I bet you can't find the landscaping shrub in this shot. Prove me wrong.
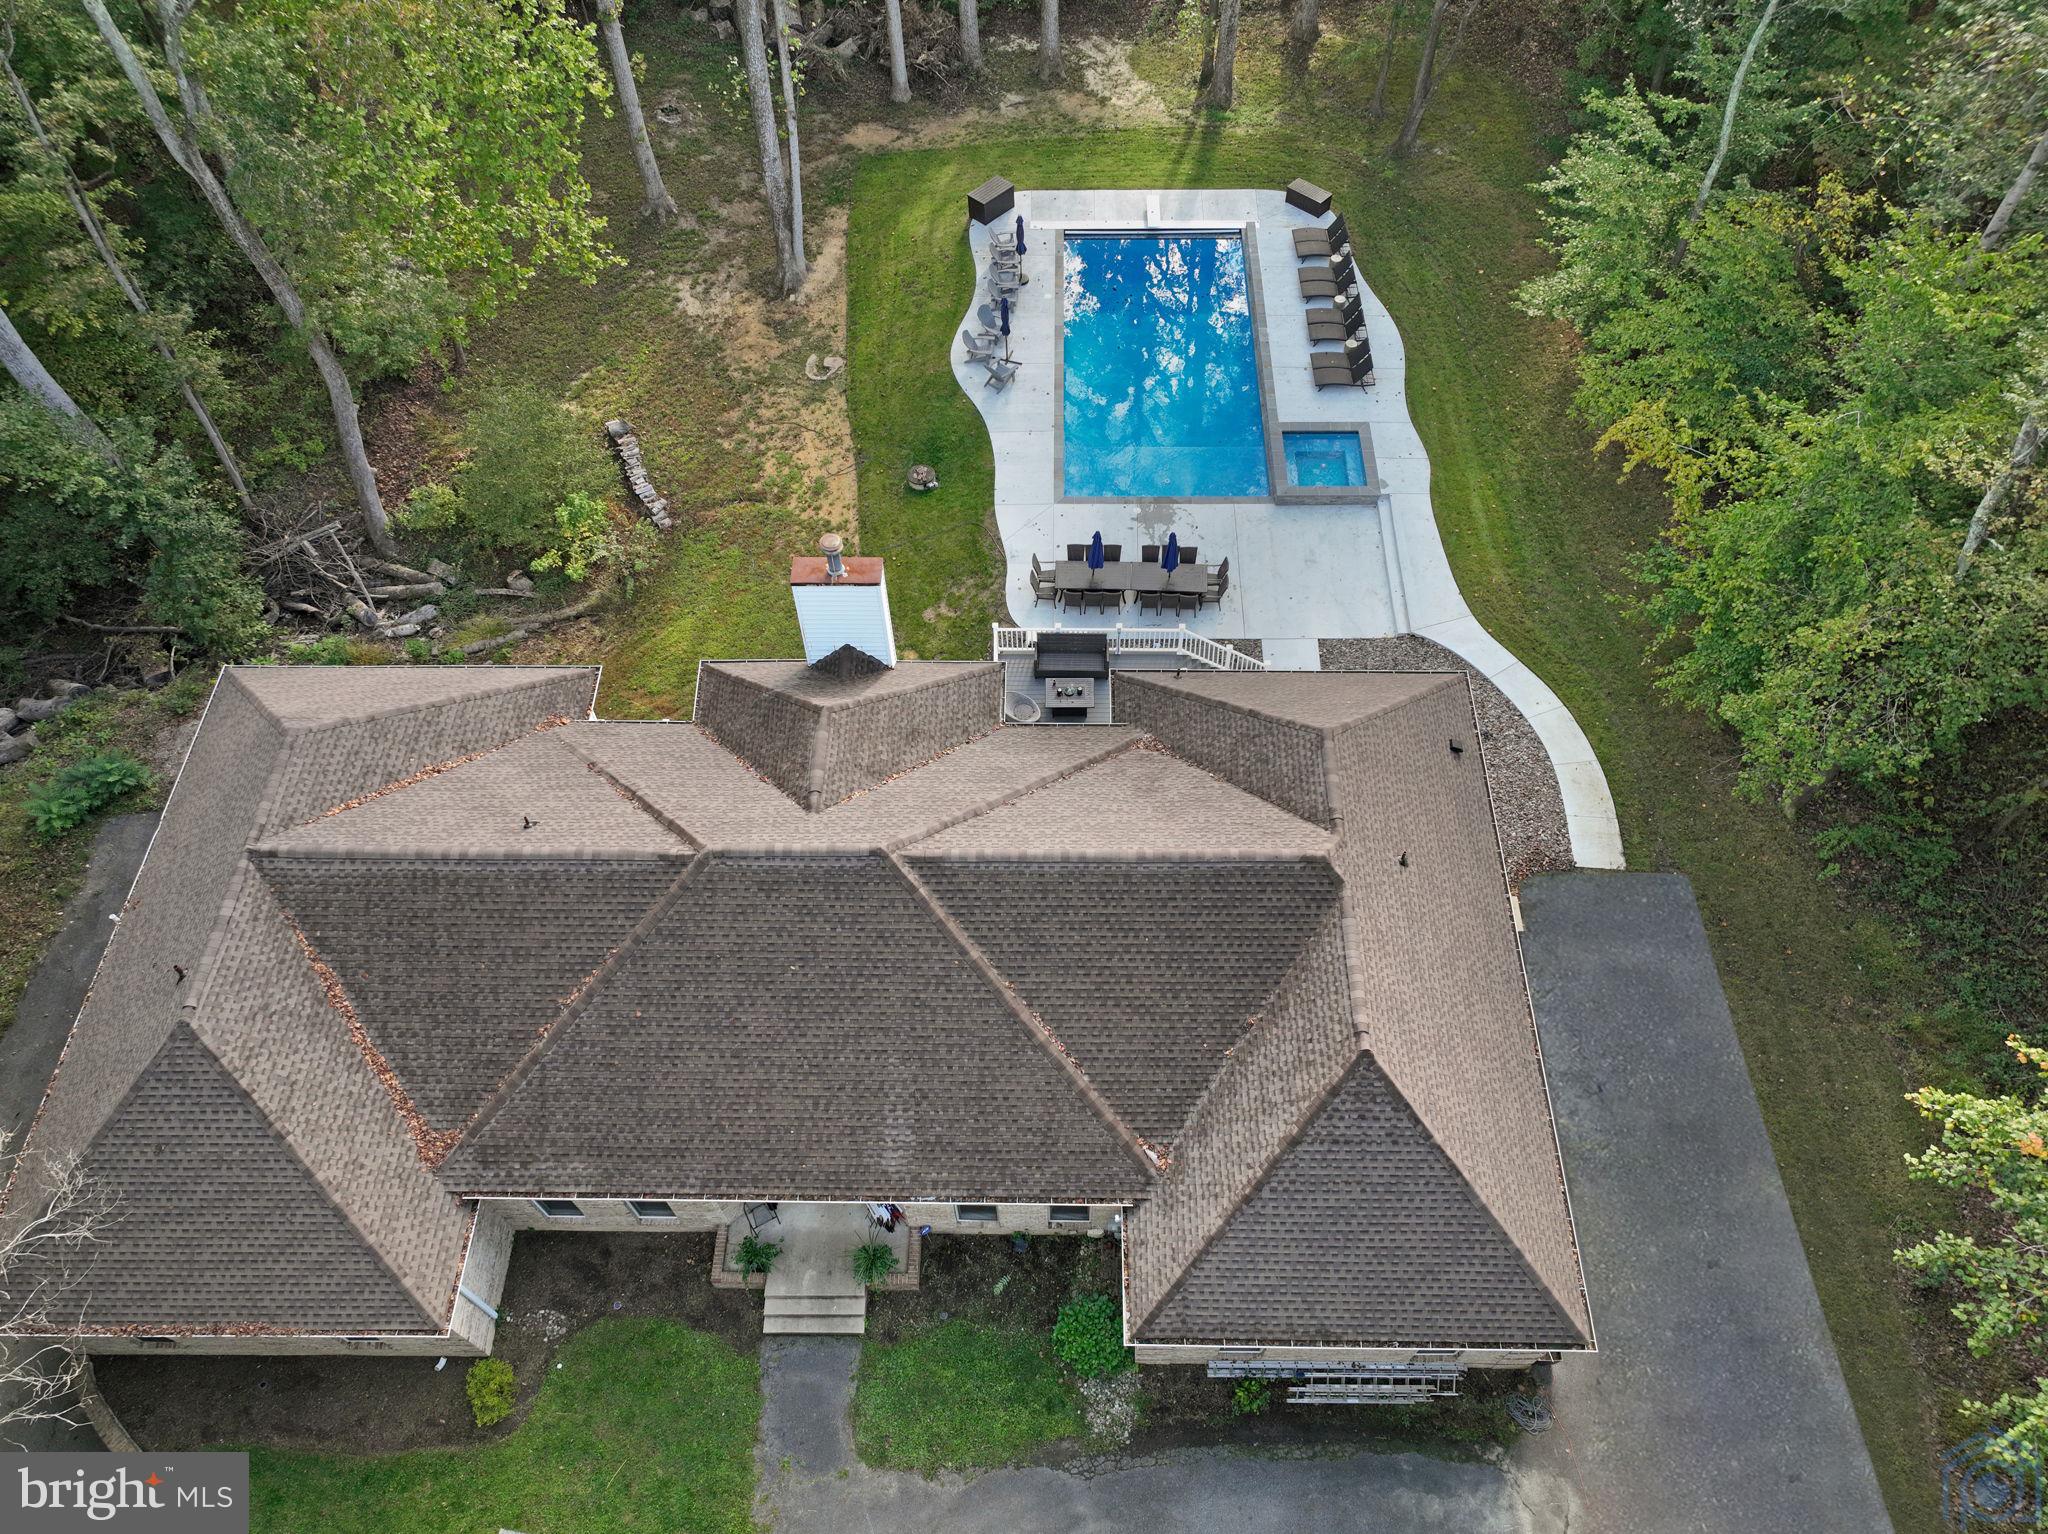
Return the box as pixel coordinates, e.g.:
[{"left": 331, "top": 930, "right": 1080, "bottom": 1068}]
[
  {"left": 851, "top": 1240, "right": 899, "bottom": 1288},
  {"left": 736, "top": 1235, "right": 780, "bottom": 1275},
  {"left": 398, "top": 386, "right": 616, "bottom": 558},
  {"left": 464, "top": 1357, "right": 516, "bottom": 1428},
  {"left": 1051, "top": 1295, "right": 1131, "bottom": 1379},
  {"left": 1230, "top": 1378, "right": 1272, "bottom": 1417},
  {"left": 25, "top": 752, "right": 153, "bottom": 838}
]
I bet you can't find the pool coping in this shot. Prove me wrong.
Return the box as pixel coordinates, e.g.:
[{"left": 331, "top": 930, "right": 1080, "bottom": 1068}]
[{"left": 1051, "top": 225, "right": 1377, "bottom": 507}]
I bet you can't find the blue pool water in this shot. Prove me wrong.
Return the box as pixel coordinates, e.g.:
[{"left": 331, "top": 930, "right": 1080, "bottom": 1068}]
[
  {"left": 1061, "top": 234, "right": 1270, "bottom": 498},
  {"left": 1283, "top": 430, "right": 1367, "bottom": 488}
]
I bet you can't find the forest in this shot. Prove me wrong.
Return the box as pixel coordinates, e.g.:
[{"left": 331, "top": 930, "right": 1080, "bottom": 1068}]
[{"left": 0, "top": 0, "right": 2042, "bottom": 1518}]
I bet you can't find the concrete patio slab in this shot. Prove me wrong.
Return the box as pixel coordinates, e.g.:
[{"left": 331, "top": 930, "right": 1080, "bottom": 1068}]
[
  {"left": 1514, "top": 872, "right": 1894, "bottom": 1534},
  {"left": 955, "top": 188, "right": 1624, "bottom": 869}
]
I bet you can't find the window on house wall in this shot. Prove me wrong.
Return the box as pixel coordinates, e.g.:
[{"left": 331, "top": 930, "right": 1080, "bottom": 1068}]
[
  {"left": 532, "top": 1198, "right": 584, "bottom": 1219},
  {"left": 1049, "top": 1205, "right": 1089, "bottom": 1224},
  {"left": 629, "top": 1200, "right": 677, "bottom": 1220},
  {"left": 956, "top": 1204, "right": 998, "bottom": 1223}
]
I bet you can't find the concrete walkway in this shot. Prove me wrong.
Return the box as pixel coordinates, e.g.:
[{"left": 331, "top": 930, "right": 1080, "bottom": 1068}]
[
  {"left": 755, "top": 1336, "right": 1576, "bottom": 1533},
  {"left": 1514, "top": 872, "right": 1895, "bottom": 1534},
  {"left": 954, "top": 188, "right": 1623, "bottom": 869},
  {"left": 0, "top": 811, "right": 158, "bottom": 1454}
]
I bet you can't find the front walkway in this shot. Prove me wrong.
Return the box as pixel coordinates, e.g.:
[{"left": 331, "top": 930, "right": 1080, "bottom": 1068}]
[
  {"left": 954, "top": 188, "right": 1622, "bottom": 869},
  {"left": 1513, "top": 873, "right": 1895, "bottom": 1533},
  {"left": 755, "top": 1335, "right": 1575, "bottom": 1534}
]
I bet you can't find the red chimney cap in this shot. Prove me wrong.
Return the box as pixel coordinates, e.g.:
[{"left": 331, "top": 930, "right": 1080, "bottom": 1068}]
[{"left": 790, "top": 555, "right": 884, "bottom": 586}]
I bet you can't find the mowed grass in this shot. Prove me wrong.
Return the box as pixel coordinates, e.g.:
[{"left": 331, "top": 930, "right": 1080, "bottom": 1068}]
[
  {"left": 852, "top": 1319, "right": 1084, "bottom": 1476},
  {"left": 846, "top": 46, "right": 1946, "bottom": 1534},
  {"left": 247, "top": 1321, "right": 759, "bottom": 1534}
]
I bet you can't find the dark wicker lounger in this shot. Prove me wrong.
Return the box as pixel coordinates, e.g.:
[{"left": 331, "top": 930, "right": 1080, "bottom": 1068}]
[
  {"left": 1293, "top": 214, "right": 1351, "bottom": 258},
  {"left": 1299, "top": 269, "right": 1340, "bottom": 301},
  {"left": 1305, "top": 312, "right": 1353, "bottom": 345}
]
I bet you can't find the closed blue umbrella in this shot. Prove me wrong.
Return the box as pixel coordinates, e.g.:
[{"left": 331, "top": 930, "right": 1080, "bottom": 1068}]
[
  {"left": 1088, "top": 531, "right": 1105, "bottom": 570},
  {"left": 1162, "top": 532, "right": 1180, "bottom": 573},
  {"left": 1015, "top": 215, "right": 1027, "bottom": 257},
  {"left": 1000, "top": 295, "right": 1011, "bottom": 361}
]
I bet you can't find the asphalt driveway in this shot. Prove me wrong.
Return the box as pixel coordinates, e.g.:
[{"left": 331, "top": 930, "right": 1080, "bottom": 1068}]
[
  {"left": 1, "top": 812, "right": 157, "bottom": 1454},
  {"left": 1513, "top": 872, "right": 1894, "bottom": 1534},
  {"left": 756, "top": 1336, "right": 1576, "bottom": 1534}
]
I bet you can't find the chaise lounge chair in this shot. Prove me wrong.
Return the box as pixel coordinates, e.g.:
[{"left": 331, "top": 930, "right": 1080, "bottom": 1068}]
[
  {"left": 1298, "top": 265, "right": 1340, "bottom": 302},
  {"left": 1305, "top": 311, "right": 1354, "bottom": 346},
  {"left": 1292, "top": 213, "right": 1351, "bottom": 259}
]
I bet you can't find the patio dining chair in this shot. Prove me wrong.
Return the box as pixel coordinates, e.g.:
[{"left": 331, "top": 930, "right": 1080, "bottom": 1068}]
[
  {"left": 1178, "top": 546, "right": 1198, "bottom": 563},
  {"left": 1059, "top": 588, "right": 1086, "bottom": 613},
  {"left": 1142, "top": 544, "right": 1161, "bottom": 563},
  {"left": 1085, "top": 589, "right": 1118, "bottom": 614},
  {"left": 1138, "top": 590, "right": 1164, "bottom": 616},
  {"left": 1101, "top": 544, "right": 1122, "bottom": 561},
  {"left": 1067, "top": 543, "right": 1090, "bottom": 562}
]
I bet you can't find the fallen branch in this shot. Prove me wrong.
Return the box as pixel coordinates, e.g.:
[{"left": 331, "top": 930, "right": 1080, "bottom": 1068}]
[
  {"left": 446, "top": 590, "right": 606, "bottom": 657},
  {"left": 363, "top": 557, "right": 439, "bottom": 585},
  {"left": 61, "top": 613, "right": 183, "bottom": 635},
  {"left": 252, "top": 519, "right": 342, "bottom": 565},
  {"left": 363, "top": 582, "right": 444, "bottom": 600}
]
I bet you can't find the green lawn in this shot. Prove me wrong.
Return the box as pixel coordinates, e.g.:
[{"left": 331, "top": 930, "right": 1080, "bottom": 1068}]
[
  {"left": 843, "top": 49, "right": 1948, "bottom": 1534},
  {"left": 248, "top": 1321, "right": 759, "bottom": 1534},
  {"left": 852, "top": 1320, "right": 1084, "bottom": 1476}
]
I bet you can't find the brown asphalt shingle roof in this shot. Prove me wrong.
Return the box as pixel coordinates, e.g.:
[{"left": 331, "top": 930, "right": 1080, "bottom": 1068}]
[
  {"left": 8, "top": 656, "right": 1588, "bottom": 1352},
  {"left": 441, "top": 852, "right": 1151, "bottom": 1200}
]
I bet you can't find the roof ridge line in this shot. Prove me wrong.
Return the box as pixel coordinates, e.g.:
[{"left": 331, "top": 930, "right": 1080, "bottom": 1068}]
[
  {"left": 883, "top": 732, "right": 1144, "bottom": 854},
  {"left": 235, "top": 665, "right": 597, "bottom": 734},
  {"left": 447, "top": 850, "right": 715, "bottom": 1157},
  {"left": 1130, "top": 1031, "right": 1361, "bottom": 1339},
  {"left": 539, "top": 727, "right": 699, "bottom": 850},
  {"left": 1365, "top": 1056, "right": 1589, "bottom": 1344},
  {"left": 887, "top": 852, "right": 1159, "bottom": 1181},
  {"left": 170, "top": 1019, "right": 440, "bottom": 1330},
  {"left": 282, "top": 714, "right": 575, "bottom": 831}
]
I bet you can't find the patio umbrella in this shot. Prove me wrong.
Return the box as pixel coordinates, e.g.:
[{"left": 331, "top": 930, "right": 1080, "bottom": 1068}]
[
  {"left": 1015, "top": 215, "right": 1027, "bottom": 256},
  {"left": 1087, "top": 531, "right": 1105, "bottom": 570},
  {"left": 1162, "top": 532, "right": 1180, "bottom": 573},
  {"left": 1000, "top": 295, "right": 1011, "bottom": 362}
]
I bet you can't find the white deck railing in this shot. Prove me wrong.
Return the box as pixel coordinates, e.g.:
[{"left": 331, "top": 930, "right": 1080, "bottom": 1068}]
[{"left": 991, "top": 624, "right": 1266, "bottom": 672}]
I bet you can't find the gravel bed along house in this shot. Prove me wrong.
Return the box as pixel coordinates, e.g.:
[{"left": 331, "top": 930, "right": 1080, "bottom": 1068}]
[{"left": 1319, "top": 637, "right": 1573, "bottom": 886}]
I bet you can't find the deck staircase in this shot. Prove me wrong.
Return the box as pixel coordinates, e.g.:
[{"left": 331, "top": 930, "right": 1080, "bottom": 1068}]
[{"left": 761, "top": 1204, "right": 873, "bottom": 1336}]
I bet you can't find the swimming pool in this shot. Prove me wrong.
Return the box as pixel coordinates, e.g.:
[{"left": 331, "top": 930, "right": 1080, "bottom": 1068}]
[{"left": 1060, "top": 233, "right": 1270, "bottom": 498}]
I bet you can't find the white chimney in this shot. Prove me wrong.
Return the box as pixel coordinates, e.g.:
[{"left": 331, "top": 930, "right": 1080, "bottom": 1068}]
[{"left": 791, "top": 534, "right": 897, "bottom": 668}]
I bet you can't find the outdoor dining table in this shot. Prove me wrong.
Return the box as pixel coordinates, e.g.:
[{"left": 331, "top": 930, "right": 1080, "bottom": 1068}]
[{"left": 1053, "top": 559, "right": 1212, "bottom": 596}]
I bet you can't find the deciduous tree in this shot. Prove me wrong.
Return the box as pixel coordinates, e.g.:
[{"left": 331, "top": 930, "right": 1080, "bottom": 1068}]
[
  {"left": 1040, "top": 0, "right": 1060, "bottom": 82},
  {"left": 597, "top": 0, "right": 680, "bottom": 225},
  {"left": 1391, "top": 0, "right": 1453, "bottom": 155}
]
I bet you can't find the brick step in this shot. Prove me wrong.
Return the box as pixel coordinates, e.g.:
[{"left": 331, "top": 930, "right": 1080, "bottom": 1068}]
[
  {"left": 762, "top": 1312, "right": 866, "bottom": 1336},
  {"left": 763, "top": 1293, "right": 866, "bottom": 1318}
]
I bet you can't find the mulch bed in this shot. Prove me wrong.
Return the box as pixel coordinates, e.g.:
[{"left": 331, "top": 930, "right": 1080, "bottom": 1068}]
[{"left": 95, "top": 1230, "right": 760, "bottom": 1454}]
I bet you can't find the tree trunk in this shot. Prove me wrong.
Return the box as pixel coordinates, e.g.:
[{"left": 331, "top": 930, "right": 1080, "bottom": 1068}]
[
  {"left": 1391, "top": 0, "right": 1451, "bottom": 155},
  {"left": 882, "top": 0, "right": 911, "bottom": 102},
  {"left": 82, "top": 0, "right": 396, "bottom": 554},
  {"left": 1, "top": 37, "right": 248, "bottom": 505},
  {"left": 771, "top": 0, "right": 808, "bottom": 288},
  {"left": 736, "top": 0, "right": 798, "bottom": 293},
  {"left": 0, "top": 303, "right": 114, "bottom": 456},
  {"left": 1687, "top": 0, "right": 1780, "bottom": 225},
  {"left": 1201, "top": 0, "right": 1240, "bottom": 108},
  {"left": 597, "top": 0, "right": 679, "bottom": 225},
  {"left": 1434, "top": 0, "right": 1478, "bottom": 84},
  {"left": 959, "top": 0, "right": 983, "bottom": 70},
  {"left": 1288, "top": 0, "right": 1319, "bottom": 56},
  {"left": 1957, "top": 413, "right": 2041, "bottom": 578},
  {"left": 1367, "top": 1, "right": 1404, "bottom": 120},
  {"left": 1647, "top": 42, "right": 1673, "bottom": 93},
  {"left": 1981, "top": 124, "right": 2048, "bottom": 255},
  {"left": 1039, "top": 0, "right": 1061, "bottom": 83}
]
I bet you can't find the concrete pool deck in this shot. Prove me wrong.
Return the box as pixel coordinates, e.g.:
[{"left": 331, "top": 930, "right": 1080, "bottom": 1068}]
[{"left": 954, "top": 187, "right": 1624, "bottom": 869}]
